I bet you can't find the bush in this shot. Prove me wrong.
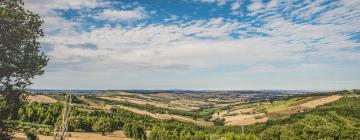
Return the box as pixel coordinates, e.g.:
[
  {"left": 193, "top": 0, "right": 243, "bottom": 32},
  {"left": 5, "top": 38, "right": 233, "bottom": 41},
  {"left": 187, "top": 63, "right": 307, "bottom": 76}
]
[
  {"left": 92, "top": 117, "right": 114, "bottom": 135},
  {"left": 212, "top": 118, "right": 225, "bottom": 126},
  {"left": 124, "top": 123, "right": 146, "bottom": 140},
  {"left": 25, "top": 130, "right": 38, "bottom": 140}
]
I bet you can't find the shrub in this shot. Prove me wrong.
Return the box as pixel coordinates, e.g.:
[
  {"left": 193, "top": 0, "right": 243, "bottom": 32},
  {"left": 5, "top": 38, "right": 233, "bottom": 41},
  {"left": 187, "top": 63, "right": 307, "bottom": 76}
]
[{"left": 25, "top": 130, "right": 38, "bottom": 140}]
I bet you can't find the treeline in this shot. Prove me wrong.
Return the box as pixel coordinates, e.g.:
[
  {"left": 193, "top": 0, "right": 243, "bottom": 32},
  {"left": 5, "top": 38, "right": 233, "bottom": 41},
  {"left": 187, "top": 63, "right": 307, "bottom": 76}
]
[
  {"left": 13, "top": 100, "right": 261, "bottom": 139},
  {"left": 17, "top": 102, "right": 62, "bottom": 125},
  {"left": 258, "top": 96, "right": 360, "bottom": 139},
  {"left": 15, "top": 101, "right": 156, "bottom": 135},
  {"left": 11, "top": 90, "right": 360, "bottom": 140},
  {"left": 149, "top": 122, "right": 259, "bottom": 140},
  {"left": 87, "top": 96, "right": 215, "bottom": 120},
  {"left": 46, "top": 94, "right": 89, "bottom": 105}
]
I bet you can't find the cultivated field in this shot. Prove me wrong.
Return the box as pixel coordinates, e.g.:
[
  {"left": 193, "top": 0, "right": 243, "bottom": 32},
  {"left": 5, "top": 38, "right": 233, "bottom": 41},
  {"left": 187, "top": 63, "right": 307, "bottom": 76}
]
[
  {"left": 24, "top": 91, "right": 344, "bottom": 140},
  {"left": 211, "top": 95, "right": 342, "bottom": 125},
  {"left": 297, "top": 95, "right": 342, "bottom": 108}
]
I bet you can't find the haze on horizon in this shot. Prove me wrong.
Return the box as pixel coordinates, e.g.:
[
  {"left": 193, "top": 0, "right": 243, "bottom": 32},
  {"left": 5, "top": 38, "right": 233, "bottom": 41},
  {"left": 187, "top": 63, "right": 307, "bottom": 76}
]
[{"left": 24, "top": 0, "right": 360, "bottom": 90}]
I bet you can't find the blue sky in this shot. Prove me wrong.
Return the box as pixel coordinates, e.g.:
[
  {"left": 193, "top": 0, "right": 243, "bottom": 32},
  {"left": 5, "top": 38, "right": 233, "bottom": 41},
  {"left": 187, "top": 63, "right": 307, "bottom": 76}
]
[{"left": 24, "top": 0, "right": 360, "bottom": 90}]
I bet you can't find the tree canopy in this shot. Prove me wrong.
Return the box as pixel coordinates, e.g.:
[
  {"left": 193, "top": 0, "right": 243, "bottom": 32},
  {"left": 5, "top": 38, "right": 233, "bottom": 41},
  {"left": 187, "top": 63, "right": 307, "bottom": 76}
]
[{"left": 0, "top": 0, "right": 47, "bottom": 138}]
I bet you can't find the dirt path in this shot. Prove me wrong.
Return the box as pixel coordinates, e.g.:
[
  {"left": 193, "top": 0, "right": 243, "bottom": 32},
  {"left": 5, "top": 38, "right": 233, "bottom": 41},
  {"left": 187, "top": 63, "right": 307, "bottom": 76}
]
[{"left": 14, "top": 131, "right": 131, "bottom": 140}]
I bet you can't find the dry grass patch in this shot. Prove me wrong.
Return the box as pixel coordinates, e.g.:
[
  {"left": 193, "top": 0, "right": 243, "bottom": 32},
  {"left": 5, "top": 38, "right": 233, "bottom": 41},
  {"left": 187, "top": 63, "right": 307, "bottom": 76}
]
[
  {"left": 27, "top": 95, "right": 57, "bottom": 104},
  {"left": 224, "top": 113, "right": 268, "bottom": 126},
  {"left": 149, "top": 93, "right": 179, "bottom": 99},
  {"left": 296, "top": 95, "right": 342, "bottom": 108}
]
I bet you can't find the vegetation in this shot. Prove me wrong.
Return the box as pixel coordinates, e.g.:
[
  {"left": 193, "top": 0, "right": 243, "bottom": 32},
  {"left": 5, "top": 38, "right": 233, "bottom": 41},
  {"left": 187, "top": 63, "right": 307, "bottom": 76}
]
[
  {"left": 123, "top": 123, "right": 147, "bottom": 140},
  {"left": 1, "top": 0, "right": 359, "bottom": 140},
  {"left": 0, "top": 0, "right": 48, "bottom": 138},
  {"left": 212, "top": 118, "right": 225, "bottom": 126},
  {"left": 87, "top": 96, "right": 215, "bottom": 120},
  {"left": 17, "top": 102, "right": 62, "bottom": 125},
  {"left": 2, "top": 90, "right": 360, "bottom": 139},
  {"left": 258, "top": 96, "right": 360, "bottom": 139},
  {"left": 92, "top": 117, "right": 115, "bottom": 135},
  {"left": 25, "top": 129, "right": 39, "bottom": 140}
]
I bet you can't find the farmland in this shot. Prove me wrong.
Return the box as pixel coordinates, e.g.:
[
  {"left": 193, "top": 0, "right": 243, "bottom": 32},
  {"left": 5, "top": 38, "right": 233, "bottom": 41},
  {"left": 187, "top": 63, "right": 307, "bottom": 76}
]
[{"left": 7, "top": 90, "right": 359, "bottom": 139}]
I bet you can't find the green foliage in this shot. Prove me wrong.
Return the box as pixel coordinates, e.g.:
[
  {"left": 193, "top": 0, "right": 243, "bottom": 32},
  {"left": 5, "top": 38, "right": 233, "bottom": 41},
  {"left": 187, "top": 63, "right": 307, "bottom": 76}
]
[
  {"left": 260, "top": 96, "right": 360, "bottom": 140},
  {"left": 212, "top": 118, "right": 225, "bottom": 126},
  {"left": 224, "top": 132, "right": 259, "bottom": 140},
  {"left": 0, "top": 0, "right": 48, "bottom": 89},
  {"left": 124, "top": 123, "right": 147, "bottom": 140},
  {"left": 17, "top": 102, "right": 62, "bottom": 125},
  {"left": 92, "top": 117, "right": 115, "bottom": 135},
  {"left": 149, "top": 125, "right": 260, "bottom": 140},
  {"left": 1, "top": 0, "right": 47, "bottom": 139},
  {"left": 10, "top": 121, "right": 52, "bottom": 135},
  {"left": 46, "top": 94, "right": 88, "bottom": 105},
  {"left": 8, "top": 91, "right": 360, "bottom": 140},
  {"left": 89, "top": 96, "right": 214, "bottom": 120},
  {"left": 25, "top": 129, "right": 38, "bottom": 140}
]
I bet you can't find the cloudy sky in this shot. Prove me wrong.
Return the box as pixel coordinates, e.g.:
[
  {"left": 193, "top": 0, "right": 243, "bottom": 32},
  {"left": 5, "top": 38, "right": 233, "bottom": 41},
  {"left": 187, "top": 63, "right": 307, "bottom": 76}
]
[{"left": 24, "top": 0, "right": 360, "bottom": 90}]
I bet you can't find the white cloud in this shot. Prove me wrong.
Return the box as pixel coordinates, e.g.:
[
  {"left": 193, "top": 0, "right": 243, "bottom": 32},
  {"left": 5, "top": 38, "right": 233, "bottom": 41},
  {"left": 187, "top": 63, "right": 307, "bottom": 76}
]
[
  {"left": 22, "top": 0, "right": 360, "bottom": 89},
  {"left": 289, "top": 0, "right": 330, "bottom": 20},
  {"left": 195, "top": 0, "right": 228, "bottom": 6},
  {"left": 267, "top": 0, "right": 280, "bottom": 8},
  {"left": 96, "top": 7, "right": 147, "bottom": 21},
  {"left": 231, "top": 2, "right": 241, "bottom": 11},
  {"left": 23, "top": 0, "right": 108, "bottom": 33},
  {"left": 29, "top": 0, "right": 360, "bottom": 73},
  {"left": 246, "top": 64, "right": 323, "bottom": 73},
  {"left": 39, "top": 18, "right": 299, "bottom": 73},
  {"left": 40, "top": 10, "right": 360, "bottom": 74},
  {"left": 248, "top": 1, "right": 264, "bottom": 12},
  {"left": 165, "top": 15, "right": 178, "bottom": 21},
  {"left": 23, "top": 0, "right": 105, "bottom": 10}
]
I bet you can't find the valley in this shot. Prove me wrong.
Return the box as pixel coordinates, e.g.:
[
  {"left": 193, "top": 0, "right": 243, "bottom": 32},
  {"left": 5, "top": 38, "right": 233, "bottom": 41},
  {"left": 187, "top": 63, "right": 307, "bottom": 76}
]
[{"left": 10, "top": 90, "right": 359, "bottom": 139}]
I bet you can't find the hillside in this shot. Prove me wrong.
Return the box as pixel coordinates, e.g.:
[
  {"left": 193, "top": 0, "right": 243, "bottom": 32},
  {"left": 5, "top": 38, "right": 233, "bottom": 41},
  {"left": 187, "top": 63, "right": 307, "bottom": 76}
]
[{"left": 7, "top": 90, "right": 359, "bottom": 139}]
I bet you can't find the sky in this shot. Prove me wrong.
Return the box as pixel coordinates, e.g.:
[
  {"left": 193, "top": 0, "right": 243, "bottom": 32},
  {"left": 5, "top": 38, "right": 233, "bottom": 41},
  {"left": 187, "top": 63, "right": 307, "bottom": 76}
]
[{"left": 23, "top": 0, "right": 360, "bottom": 90}]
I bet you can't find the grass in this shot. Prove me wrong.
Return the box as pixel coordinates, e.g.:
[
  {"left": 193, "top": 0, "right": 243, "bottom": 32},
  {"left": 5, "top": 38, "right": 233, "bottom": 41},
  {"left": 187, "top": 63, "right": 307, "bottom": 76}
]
[
  {"left": 253, "top": 97, "right": 321, "bottom": 113},
  {"left": 288, "top": 96, "right": 324, "bottom": 106}
]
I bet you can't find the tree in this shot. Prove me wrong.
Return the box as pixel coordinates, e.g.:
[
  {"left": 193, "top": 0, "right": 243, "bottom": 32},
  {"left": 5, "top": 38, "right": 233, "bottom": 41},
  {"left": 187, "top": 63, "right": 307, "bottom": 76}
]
[
  {"left": 124, "top": 123, "right": 146, "bottom": 140},
  {"left": 123, "top": 123, "right": 134, "bottom": 138},
  {"left": 0, "top": 96, "right": 11, "bottom": 138},
  {"left": 0, "top": 0, "right": 47, "bottom": 138},
  {"left": 92, "top": 117, "right": 114, "bottom": 135},
  {"left": 212, "top": 118, "right": 225, "bottom": 126},
  {"left": 132, "top": 124, "right": 146, "bottom": 140},
  {"left": 25, "top": 129, "right": 38, "bottom": 140}
]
